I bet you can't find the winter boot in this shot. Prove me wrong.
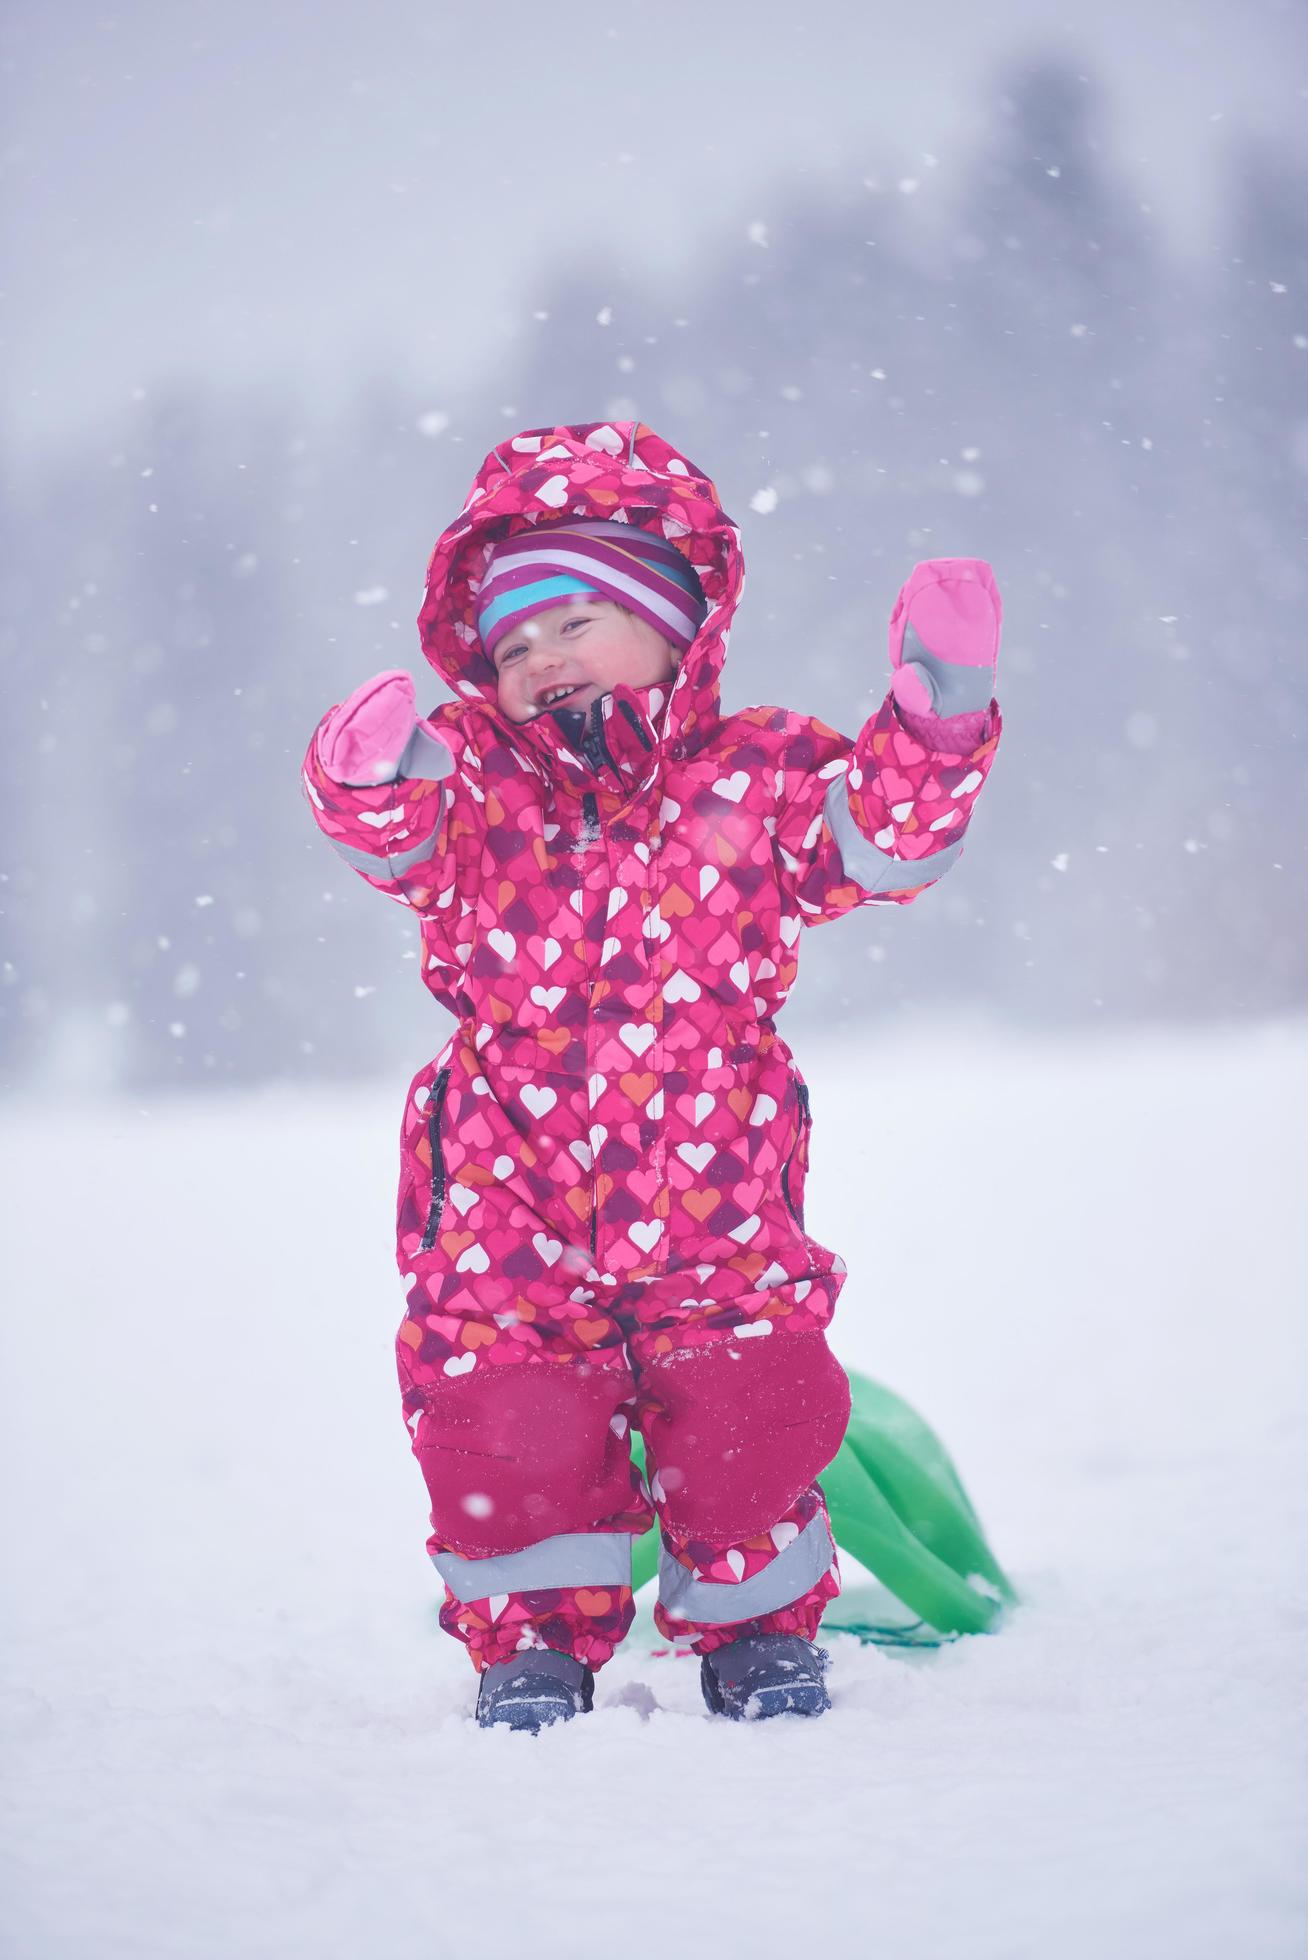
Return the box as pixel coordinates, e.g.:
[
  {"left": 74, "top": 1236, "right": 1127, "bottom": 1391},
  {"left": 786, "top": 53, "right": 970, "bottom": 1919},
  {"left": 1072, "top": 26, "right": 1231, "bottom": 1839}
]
[
  {"left": 475, "top": 1649, "right": 595, "bottom": 1733},
  {"left": 700, "top": 1634, "right": 832, "bottom": 1721}
]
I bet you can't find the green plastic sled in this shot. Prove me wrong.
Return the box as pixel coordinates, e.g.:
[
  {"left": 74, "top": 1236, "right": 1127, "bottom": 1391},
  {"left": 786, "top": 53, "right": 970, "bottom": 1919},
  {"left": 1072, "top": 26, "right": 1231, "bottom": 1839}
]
[{"left": 629, "top": 1366, "right": 1016, "bottom": 1647}]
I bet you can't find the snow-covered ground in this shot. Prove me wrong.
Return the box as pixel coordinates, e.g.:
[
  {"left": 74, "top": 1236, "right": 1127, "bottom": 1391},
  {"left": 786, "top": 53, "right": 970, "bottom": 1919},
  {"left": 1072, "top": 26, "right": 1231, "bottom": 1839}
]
[{"left": 3, "top": 1022, "right": 1305, "bottom": 1959}]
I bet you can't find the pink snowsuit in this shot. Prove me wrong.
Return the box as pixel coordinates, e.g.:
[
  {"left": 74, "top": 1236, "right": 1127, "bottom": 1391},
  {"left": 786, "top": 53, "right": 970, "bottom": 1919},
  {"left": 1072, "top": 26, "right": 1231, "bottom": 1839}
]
[{"left": 303, "top": 420, "right": 1002, "bottom": 1672}]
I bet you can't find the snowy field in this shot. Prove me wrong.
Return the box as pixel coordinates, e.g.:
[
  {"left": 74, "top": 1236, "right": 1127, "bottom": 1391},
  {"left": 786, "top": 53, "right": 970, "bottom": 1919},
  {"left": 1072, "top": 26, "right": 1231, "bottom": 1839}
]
[{"left": 3, "top": 1021, "right": 1306, "bottom": 1960}]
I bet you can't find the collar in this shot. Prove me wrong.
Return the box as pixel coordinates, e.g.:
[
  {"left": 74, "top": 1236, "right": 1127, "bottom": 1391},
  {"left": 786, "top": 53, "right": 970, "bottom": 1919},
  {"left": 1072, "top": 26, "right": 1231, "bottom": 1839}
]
[{"left": 489, "top": 677, "right": 717, "bottom": 805}]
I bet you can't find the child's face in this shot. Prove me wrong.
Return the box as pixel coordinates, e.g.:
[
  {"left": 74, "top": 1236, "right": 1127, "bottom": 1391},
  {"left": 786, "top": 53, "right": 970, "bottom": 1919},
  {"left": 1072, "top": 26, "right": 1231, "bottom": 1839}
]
[{"left": 490, "top": 597, "right": 680, "bottom": 724}]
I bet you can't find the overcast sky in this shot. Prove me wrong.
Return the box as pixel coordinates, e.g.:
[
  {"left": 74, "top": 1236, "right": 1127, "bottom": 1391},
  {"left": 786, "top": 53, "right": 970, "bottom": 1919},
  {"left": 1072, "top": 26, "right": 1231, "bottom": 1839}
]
[{"left": 3, "top": 0, "right": 1305, "bottom": 457}]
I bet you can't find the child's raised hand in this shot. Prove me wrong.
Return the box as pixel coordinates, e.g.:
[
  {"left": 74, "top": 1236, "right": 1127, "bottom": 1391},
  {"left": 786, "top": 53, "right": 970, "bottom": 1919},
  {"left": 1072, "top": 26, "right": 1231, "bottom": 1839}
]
[
  {"left": 888, "top": 558, "right": 1002, "bottom": 722},
  {"left": 319, "top": 670, "right": 419, "bottom": 785}
]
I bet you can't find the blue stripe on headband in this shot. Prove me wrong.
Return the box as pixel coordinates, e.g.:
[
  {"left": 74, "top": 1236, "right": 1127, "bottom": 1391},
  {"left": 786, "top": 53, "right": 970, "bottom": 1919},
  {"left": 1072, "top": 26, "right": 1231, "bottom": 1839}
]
[{"left": 478, "top": 574, "right": 603, "bottom": 638}]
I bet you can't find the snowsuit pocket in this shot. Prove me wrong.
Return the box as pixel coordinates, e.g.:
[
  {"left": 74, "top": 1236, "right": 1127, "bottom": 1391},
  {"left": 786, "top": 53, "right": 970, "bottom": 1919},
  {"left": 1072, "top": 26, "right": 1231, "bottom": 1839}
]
[
  {"left": 418, "top": 1064, "right": 453, "bottom": 1253},
  {"left": 780, "top": 1075, "right": 812, "bottom": 1231}
]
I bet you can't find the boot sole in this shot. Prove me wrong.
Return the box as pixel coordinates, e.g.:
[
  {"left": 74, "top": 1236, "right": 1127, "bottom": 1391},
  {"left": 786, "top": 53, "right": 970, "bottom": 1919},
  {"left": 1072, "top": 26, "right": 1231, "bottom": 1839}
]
[{"left": 478, "top": 1693, "right": 587, "bottom": 1732}]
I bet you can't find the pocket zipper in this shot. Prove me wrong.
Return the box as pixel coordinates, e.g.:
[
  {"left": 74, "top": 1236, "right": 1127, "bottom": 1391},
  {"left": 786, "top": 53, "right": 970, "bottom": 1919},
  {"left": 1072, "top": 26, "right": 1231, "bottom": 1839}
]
[
  {"left": 418, "top": 1065, "right": 453, "bottom": 1252},
  {"left": 781, "top": 1080, "right": 811, "bottom": 1227}
]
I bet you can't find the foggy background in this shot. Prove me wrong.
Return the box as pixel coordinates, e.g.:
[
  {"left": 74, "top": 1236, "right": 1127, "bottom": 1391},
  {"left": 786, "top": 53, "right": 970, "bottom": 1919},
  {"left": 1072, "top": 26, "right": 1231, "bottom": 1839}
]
[
  {"left": 4, "top": 15, "right": 1307, "bottom": 1949},
  {"left": 3, "top": 0, "right": 1306, "bottom": 1093}
]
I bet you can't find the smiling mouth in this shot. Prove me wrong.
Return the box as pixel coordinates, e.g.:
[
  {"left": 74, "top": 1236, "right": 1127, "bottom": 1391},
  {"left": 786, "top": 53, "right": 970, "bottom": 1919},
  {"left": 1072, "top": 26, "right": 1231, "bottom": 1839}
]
[{"left": 536, "top": 683, "right": 589, "bottom": 711}]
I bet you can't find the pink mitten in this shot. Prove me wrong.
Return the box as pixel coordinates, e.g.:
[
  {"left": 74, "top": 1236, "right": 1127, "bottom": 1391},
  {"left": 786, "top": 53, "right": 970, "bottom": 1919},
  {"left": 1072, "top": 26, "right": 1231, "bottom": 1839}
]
[
  {"left": 888, "top": 560, "right": 1002, "bottom": 739},
  {"left": 318, "top": 670, "right": 418, "bottom": 786}
]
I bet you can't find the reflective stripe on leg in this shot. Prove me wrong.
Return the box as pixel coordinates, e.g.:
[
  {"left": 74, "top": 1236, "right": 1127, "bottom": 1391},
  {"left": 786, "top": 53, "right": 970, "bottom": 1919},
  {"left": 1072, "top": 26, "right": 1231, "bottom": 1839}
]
[
  {"left": 657, "top": 1513, "right": 835, "bottom": 1626},
  {"left": 431, "top": 1530, "right": 636, "bottom": 1603}
]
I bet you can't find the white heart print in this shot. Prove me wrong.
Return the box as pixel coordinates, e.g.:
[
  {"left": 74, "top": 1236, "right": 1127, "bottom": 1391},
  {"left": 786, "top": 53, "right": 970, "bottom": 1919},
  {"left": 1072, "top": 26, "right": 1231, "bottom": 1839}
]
[
  {"left": 712, "top": 772, "right": 749, "bottom": 803},
  {"left": 534, "top": 474, "right": 570, "bottom": 508}
]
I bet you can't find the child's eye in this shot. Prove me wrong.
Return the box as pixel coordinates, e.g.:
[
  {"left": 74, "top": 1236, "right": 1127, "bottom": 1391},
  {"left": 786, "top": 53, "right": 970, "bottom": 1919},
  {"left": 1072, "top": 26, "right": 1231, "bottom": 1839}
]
[
  {"left": 499, "top": 645, "right": 524, "bottom": 664},
  {"left": 562, "top": 617, "right": 589, "bottom": 633}
]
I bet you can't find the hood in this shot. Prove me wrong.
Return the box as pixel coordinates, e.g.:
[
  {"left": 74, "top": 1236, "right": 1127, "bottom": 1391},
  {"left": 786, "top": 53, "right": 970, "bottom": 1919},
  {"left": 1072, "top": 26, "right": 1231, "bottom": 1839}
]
[{"left": 417, "top": 420, "right": 742, "bottom": 801}]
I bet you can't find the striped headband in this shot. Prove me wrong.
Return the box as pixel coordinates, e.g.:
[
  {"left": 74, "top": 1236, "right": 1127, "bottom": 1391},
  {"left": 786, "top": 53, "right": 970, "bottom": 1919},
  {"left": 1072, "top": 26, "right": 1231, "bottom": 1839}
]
[{"left": 477, "top": 518, "right": 706, "bottom": 659}]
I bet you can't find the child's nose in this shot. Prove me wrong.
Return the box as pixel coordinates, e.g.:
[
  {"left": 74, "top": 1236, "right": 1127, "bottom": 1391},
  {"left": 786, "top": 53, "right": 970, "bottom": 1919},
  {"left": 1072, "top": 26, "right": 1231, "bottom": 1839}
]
[{"left": 525, "top": 641, "right": 564, "bottom": 671}]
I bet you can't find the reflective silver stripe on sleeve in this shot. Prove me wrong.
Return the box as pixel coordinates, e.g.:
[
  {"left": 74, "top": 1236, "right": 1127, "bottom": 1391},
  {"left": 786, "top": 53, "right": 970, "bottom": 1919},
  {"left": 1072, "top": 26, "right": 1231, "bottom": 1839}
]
[
  {"left": 823, "top": 774, "right": 965, "bottom": 893},
  {"left": 656, "top": 1511, "right": 835, "bottom": 1625},
  {"left": 430, "top": 1530, "right": 636, "bottom": 1602},
  {"left": 327, "top": 809, "right": 447, "bottom": 881},
  {"left": 399, "top": 724, "right": 456, "bottom": 781}
]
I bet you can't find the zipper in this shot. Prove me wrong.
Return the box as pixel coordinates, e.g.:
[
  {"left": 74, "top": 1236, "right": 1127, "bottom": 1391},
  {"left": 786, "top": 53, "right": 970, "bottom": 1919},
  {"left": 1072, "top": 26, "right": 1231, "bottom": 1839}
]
[
  {"left": 584, "top": 695, "right": 620, "bottom": 782},
  {"left": 579, "top": 753, "right": 603, "bottom": 1247},
  {"left": 780, "top": 1080, "right": 811, "bottom": 1227},
  {"left": 418, "top": 1065, "right": 453, "bottom": 1252}
]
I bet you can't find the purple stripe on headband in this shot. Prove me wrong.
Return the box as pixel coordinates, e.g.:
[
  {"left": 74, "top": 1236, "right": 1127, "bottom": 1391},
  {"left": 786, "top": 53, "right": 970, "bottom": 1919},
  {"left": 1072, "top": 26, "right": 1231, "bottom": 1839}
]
[
  {"left": 476, "top": 515, "right": 707, "bottom": 658},
  {"left": 480, "top": 548, "right": 701, "bottom": 647},
  {"left": 486, "top": 520, "right": 698, "bottom": 585},
  {"left": 503, "top": 518, "right": 686, "bottom": 557},
  {"left": 483, "top": 532, "right": 702, "bottom": 608},
  {"left": 482, "top": 546, "right": 691, "bottom": 617}
]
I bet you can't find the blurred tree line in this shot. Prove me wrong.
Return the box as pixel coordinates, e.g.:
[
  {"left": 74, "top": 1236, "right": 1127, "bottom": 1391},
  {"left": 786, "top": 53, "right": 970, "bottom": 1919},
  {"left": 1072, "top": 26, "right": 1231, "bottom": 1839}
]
[{"left": 2, "top": 57, "right": 1304, "bottom": 1091}]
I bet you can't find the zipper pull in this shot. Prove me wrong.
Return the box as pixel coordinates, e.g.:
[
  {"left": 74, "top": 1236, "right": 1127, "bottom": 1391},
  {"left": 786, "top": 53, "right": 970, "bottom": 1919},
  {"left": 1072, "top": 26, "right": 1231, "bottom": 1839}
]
[
  {"left": 586, "top": 695, "right": 620, "bottom": 783},
  {"left": 581, "top": 791, "right": 600, "bottom": 842}
]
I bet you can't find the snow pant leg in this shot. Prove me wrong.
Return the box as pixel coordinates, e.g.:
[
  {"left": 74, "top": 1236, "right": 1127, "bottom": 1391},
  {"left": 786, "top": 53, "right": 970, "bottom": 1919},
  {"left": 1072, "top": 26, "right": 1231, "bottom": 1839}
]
[
  {"left": 434, "top": 1560, "right": 642, "bottom": 1675},
  {"left": 397, "top": 1329, "right": 654, "bottom": 1673},
  {"left": 652, "top": 1491, "right": 843, "bottom": 1655},
  {"left": 632, "top": 1324, "right": 850, "bottom": 1653}
]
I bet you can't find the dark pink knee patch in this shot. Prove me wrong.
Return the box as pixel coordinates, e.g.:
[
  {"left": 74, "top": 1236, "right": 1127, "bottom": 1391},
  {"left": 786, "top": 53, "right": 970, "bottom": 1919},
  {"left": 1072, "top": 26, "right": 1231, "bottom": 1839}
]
[
  {"left": 412, "top": 1357, "right": 640, "bottom": 1557},
  {"left": 636, "top": 1330, "right": 851, "bottom": 1544}
]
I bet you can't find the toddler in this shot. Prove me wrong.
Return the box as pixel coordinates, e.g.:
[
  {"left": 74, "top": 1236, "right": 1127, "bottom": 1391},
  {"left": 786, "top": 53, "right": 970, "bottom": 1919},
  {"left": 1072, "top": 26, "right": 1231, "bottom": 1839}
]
[{"left": 303, "top": 419, "right": 1002, "bottom": 1729}]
